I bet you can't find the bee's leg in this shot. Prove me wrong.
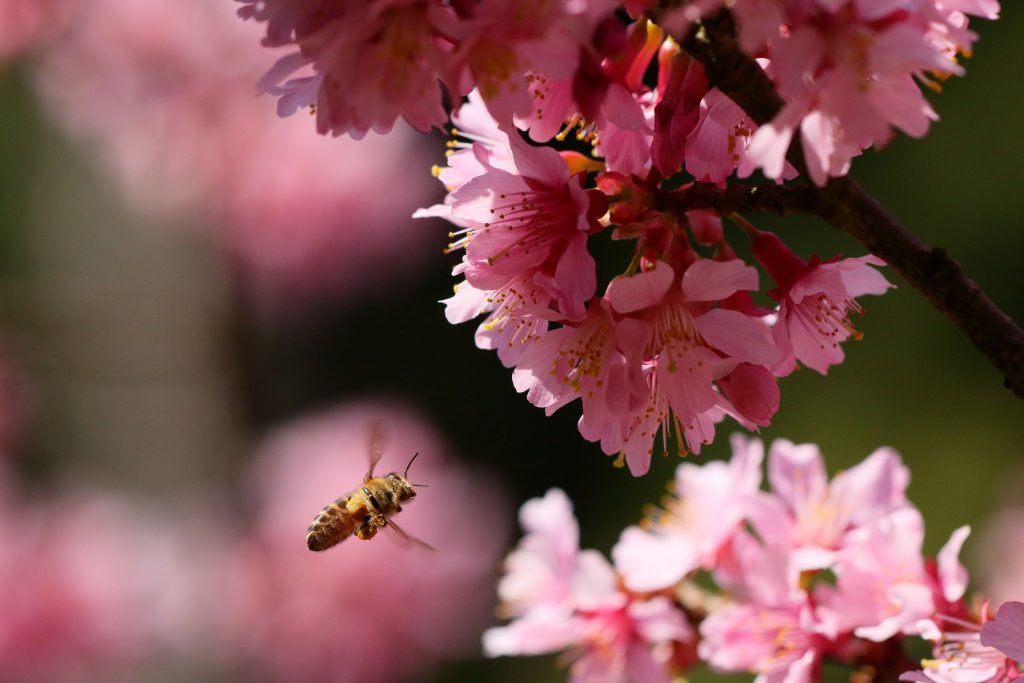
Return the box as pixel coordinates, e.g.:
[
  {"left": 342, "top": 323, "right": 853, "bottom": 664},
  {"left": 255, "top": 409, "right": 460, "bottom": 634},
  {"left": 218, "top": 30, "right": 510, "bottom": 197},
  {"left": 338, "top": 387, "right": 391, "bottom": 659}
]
[
  {"left": 356, "top": 520, "right": 378, "bottom": 541},
  {"left": 355, "top": 513, "right": 386, "bottom": 541}
]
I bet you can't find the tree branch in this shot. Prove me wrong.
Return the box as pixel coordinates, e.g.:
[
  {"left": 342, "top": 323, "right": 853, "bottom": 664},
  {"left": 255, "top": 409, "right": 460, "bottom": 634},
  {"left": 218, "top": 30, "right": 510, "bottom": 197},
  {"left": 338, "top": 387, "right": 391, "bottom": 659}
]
[{"left": 655, "top": 7, "right": 1024, "bottom": 398}]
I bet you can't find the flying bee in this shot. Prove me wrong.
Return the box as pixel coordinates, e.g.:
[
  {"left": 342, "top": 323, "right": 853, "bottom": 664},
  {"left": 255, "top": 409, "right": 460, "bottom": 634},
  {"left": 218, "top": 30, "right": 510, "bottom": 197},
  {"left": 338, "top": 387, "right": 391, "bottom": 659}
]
[{"left": 306, "top": 421, "right": 432, "bottom": 552}]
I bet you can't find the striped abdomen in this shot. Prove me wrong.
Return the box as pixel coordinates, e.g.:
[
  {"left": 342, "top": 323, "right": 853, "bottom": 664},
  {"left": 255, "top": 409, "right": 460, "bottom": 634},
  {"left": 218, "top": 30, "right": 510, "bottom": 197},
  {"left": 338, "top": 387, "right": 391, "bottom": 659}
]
[{"left": 306, "top": 496, "right": 363, "bottom": 551}]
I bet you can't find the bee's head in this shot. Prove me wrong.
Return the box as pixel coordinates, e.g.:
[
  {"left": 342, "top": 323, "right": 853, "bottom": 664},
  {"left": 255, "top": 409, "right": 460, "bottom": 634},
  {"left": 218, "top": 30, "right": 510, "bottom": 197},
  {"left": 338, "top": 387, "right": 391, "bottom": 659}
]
[{"left": 386, "top": 471, "right": 417, "bottom": 499}]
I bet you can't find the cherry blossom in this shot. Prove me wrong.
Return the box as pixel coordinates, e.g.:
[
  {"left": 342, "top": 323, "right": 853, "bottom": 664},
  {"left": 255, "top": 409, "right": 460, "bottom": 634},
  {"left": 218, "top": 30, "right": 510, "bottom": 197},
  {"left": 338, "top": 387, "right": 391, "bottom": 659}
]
[
  {"left": 485, "top": 488, "right": 693, "bottom": 683},
  {"left": 752, "top": 231, "right": 895, "bottom": 375},
  {"left": 612, "top": 433, "right": 764, "bottom": 591}
]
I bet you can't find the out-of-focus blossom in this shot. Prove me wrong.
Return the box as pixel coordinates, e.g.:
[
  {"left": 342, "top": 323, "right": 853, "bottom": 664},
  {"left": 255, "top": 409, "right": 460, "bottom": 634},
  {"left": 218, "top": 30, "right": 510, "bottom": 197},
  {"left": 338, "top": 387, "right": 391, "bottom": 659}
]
[
  {"left": 238, "top": 0, "right": 622, "bottom": 138},
  {"left": 612, "top": 433, "right": 763, "bottom": 591},
  {"left": 0, "top": 0, "right": 67, "bottom": 62},
  {"left": 485, "top": 488, "right": 693, "bottom": 683},
  {"left": 982, "top": 602, "right": 1024, "bottom": 664},
  {"left": 219, "top": 402, "right": 509, "bottom": 683},
  {"left": 34, "top": 0, "right": 438, "bottom": 310},
  {"left": 752, "top": 231, "right": 894, "bottom": 376},
  {"left": 744, "top": 438, "right": 909, "bottom": 571},
  {"left": 699, "top": 534, "right": 831, "bottom": 683},
  {"left": 817, "top": 514, "right": 970, "bottom": 642},
  {"left": 239, "top": 0, "right": 455, "bottom": 139},
  {"left": 0, "top": 473, "right": 216, "bottom": 682}
]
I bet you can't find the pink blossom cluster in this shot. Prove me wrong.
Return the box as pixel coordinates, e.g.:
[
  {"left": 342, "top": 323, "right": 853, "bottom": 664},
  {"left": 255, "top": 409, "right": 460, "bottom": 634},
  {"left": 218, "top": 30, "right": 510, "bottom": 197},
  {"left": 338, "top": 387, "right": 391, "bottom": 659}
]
[
  {"left": 233, "top": 0, "right": 1000, "bottom": 463},
  {"left": 239, "top": 0, "right": 997, "bottom": 186},
  {"left": 424, "top": 91, "right": 893, "bottom": 474},
  {"left": 487, "top": 436, "right": 1023, "bottom": 683}
]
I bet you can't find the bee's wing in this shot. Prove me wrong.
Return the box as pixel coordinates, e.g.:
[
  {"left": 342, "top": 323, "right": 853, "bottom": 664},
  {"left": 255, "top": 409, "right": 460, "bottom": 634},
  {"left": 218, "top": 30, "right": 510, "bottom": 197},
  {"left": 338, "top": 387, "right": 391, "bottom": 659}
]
[
  {"left": 383, "top": 518, "right": 436, "bottom": 552},
  {"left": 364, "top": 420, "right": 389, "bottom": 481}
]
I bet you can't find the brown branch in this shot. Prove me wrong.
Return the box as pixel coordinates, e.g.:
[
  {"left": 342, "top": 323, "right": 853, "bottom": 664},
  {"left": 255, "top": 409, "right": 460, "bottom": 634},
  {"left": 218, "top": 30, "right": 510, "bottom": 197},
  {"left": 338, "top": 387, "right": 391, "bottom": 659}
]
[{"left": 652, "top": 7, "right": 1024, "bottom": 398}]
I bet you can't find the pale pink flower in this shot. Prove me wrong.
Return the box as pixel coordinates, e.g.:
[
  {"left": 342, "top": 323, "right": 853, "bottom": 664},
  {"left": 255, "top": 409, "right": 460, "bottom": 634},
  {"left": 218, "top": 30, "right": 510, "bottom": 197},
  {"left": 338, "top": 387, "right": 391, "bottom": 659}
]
[
  {"left": 744, "top": 439, "right": 910, "bottom": 571},
  {"left": 903, "top": 614, "right": 1018, "bottom": 683},
  {"left": 35, "top": 0, "right": 437, "bottom": 310},
  {"left": 815, "top": 512, "right": 970, "bottom": 642},
  {"left": 699, "top": 533, "right": 830, "bottom": 683},
  {"left": 220, "top": 402, "right": 509, "bottom": 683},
  {"left": 445, "top": 131, "right": 605, "bottom": 321},
  {"left": 239, "top": 0, "right": 455, "bottom": 138},
  {"left": 612, "top": 433, "right": 764, "bottom": 591},
  {"left": 486, "top": 488, "right": 693, "bottom": 683},
  {"left": 982, "top": 602, "right": 1024, "bottom": 664},
  {"left": 752, "top": 231, "right": 894, "bottom": 375}
]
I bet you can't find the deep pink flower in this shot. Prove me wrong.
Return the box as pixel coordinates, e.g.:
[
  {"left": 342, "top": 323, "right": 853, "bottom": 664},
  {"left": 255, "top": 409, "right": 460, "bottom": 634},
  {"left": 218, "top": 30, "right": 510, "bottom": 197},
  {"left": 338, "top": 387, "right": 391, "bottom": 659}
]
[
  {"left": 982, "top": 602, "right": 1024, "bottom": 664},
  {"left": 512, "top": 300, "right": 630, "bottom": 425},
  {"left": 446, "top": 132, "right": 605, "bottom": 321},
  {"left": 442, "top": 266, "right": 554, "bottom": 368},
  {"left": 221, "top": 402, "right": 509, "bottom": 683},
  {"left": 599, "top": 259, "right": 779, "bottom": 471},
  {"left": 737, "top": 0, "right": 999, "bottom": 185},
  {"left": 753, "top": 231, "right": 894, "bottom": 375},
  {"left": 612, "top": 433, "right": 764, "bottom": 591}
]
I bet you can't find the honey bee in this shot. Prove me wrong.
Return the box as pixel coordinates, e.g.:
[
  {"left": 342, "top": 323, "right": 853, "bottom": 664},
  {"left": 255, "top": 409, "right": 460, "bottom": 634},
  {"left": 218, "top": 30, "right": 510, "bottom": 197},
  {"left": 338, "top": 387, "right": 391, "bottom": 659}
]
[{"left": 306, "top": 422, "right": 432, "bottom": 552}]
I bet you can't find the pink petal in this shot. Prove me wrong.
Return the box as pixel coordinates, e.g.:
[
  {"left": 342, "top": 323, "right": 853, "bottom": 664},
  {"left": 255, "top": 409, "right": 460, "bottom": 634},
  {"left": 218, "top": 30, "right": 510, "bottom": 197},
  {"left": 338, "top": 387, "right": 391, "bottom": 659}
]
[
  {"left": 696, "top": 308, "right": 780, "bottom": 365},
  {"left": 612, "top": 527, "right": 700, "bottom": 592},
  {"left": 508, "top": 130, "right": 570, "bottom": 187},
  {"left": 836, "top": 256, "right": 894, "bottom": 297},
  {"left": 937, "top": 525, "right": 970, "bottom": 603},
  {"left": 981, "top": 601, "right": 1024, "bottom": 662},
  {"left": 607, "top": 263, "right": 675, "bottom": 314},
  {"left": 682, "top": 259, "right": 759, "bottom": 302},
  {"left": 767, "top": 439, "right": 828, "bottom": 512}
]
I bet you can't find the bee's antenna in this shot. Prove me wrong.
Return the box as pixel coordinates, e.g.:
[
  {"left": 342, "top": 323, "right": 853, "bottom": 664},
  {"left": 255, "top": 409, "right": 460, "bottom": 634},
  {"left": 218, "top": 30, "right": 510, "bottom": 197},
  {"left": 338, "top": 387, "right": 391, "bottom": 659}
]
[
  {"left": 403, "top": 452, "right": 420, "bottom": 479},
  {"left": 412, "top": 483, "right": 429, "bottom": 488}
]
